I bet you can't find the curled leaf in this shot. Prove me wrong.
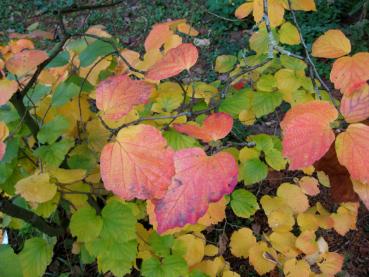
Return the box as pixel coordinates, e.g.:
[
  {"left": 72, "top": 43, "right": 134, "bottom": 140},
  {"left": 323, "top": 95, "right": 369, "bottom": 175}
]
[
  {"left": 145, "top": 43, "right": 198, "bottom": 80},
  {"left": 174, "top": 112, "right": 233, "bottom": 142}
]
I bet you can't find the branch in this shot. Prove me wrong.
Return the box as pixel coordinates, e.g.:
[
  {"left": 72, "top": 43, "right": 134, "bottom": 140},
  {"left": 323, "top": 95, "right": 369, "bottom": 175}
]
[
  {"left": 57, "top": 1, "right": 124, "bottom": 15},
  {"left": 0, "top": 194, "right": 64, "bottom": 237}
]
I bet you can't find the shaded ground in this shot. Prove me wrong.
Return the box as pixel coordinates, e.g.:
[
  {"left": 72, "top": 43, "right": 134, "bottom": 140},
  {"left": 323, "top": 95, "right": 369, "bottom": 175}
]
[{"left": 1, "top": 0, "right": 369, "bottom": 276}]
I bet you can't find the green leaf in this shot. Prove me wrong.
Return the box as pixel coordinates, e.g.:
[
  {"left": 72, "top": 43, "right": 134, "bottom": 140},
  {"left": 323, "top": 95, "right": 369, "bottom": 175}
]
[
  {"left": 37, "top": 115, "right": 69, "bottom": 144},
  {"left": 67, "top": 144, "right": 97, "bottom": 172},
  {"left": 101, "top": 199, "right": 137, "bottom": 242},
  {"left": 70, "top": 206, "right": 103, "bottom": 242},
  {"left": 230, "top": 189, "right": 259, "bottom": 218},
  {"left": 141, "top": 255, "right": 188, "bottom": 277},
  {"left": 87, "top": 238, "right": 137, "bottom": 276},
  {"left": 256, "top": 74, "right": 277, "bottom": 92},
  {"left": 280, "top": 55, "right": 307, "bottom": 71},
  {"left": 79, "top": 40, "right": 114, "bottom": 67},
  {"left": 163, "top": 129, "right": 200, "bottom": 150},
  {"left": 190, "top": 270, "right": 210, "bottom": 277},
  {"left": 34, "top": 139, "right": 74, "bottom": 167},
  {"left": 265, "top": 148, "right": 287, "bottom": 171},
  {"left": 149, "top": 232, "right": 174, "bottom": 257},
  {"left": 23, "top": 84, "right": 51, "bottom": 107},
  {"left": 251, "top": 91, "right": 282, "bottom": 118},
  {"left": 19, "top": 237, "right": 56, "bottom": 277},
  {"left": 0, "top": 245, "right": 23, "bottom": 277},
  {"left": 215, "top": 55, "right": 237, "bottom": 73},
  {"left": 241, "top": 158, "right": 268, "bottom": 185},
  {"left": 46, "top": 51, "right": 70, "bottom": 68},
  {"left": 248, "top": 134, "right": 274, "bottom": 152},
  {"left": 51, "top": 80, "right": 80, "bottom": 107},
  {"left": 219, "top": 89, "right": 251, "bottom": 117}
]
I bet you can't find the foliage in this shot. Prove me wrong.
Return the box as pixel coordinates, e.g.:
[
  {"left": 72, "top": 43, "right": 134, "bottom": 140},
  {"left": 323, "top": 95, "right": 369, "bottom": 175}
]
[{"left": 0, "top": 0, "right": 368, "bottom": 276}]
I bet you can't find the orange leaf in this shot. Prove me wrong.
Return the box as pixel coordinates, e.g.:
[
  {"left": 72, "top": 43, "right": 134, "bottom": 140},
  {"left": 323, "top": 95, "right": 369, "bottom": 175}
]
[
  {"left": 145, "top": 43, "right": 198, "bottom": 81},
  {"left": 0, "top": 79, "right": 18, "bottom": 105},
  {"left": 173, "top": 112, "right": 233, "bottom": 142},
  {"left": 154, "top": 148, "right": 238, "bottom": 233},
  {"left": 176, "top": 22, "right": 199, "bottom": 36},
  {"left": 312, "top": 29, "right": 351, "bottom": 58},
  {"left": 298, "top": 176, "right": 320, "bottom": 196},
  {"left": 5, "top": 49, "right": 48, "bottom": 76},
  {"left": 144, "top": 23, "right": 174, "bottom": 51},
  {"left": 281, "top": 101, "right": 338, "bottom": 169},
  {"left": 330, "top": 52, "right": 369, "bottom": 95},
  {"left": 96, "top": 74, "right": 153, "bottom": 120},
  {"left": 336, "top": 123, "right": 369, "bottom": 184},
  {"left": 340, "top": 84, "right": 369, "bottom": 123},
  {"left": 235, "top": 2, "right": 254, "bottom": 19},
  {"left": 100, "top": 124, "right": 175, "bottom": 200}
]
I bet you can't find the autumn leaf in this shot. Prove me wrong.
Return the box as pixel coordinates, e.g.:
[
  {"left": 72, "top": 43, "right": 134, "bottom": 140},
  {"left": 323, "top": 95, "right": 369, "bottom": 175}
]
[
  {"left": 154, "top": 148, "right": 238, "bottom": 233},
  {"left": 0, "top": 121, "right": 9, "bottom": 161},
  {"left": 6, "top": 49, "right": 48, "bottom": 76},
  {"left": 312, "top": 29, "right": 351, "bottom": 58},
  {"left": 173, "top": 112, "right": 233, "bottom": 142},
  {"left": 317, "top": 252, "right": 344, "bottom": 276},
  {"left": 330, "top": 52, "right": 369, "bottom": 95},
  {"left": 176, "top": 22, "right": 199, "bottom": 36},
  {"left": 175, "top": 234, "right": 205, "bottom": 266},
  {"left": 279, "top": 22, "right": 300, "bottom": 45},
  {"left": 100, "top": 124, "right": 175, "bottom": 200},
  {"left": 15, "top": 172, "right": 57, "bottom": 204},
  {"left": 283, "top": 258, "right": 311, "bottom": 277},
  {"left": 277, "top": 183, "right": 309, "bottom": 214},
  {"left": 352, "top": 180, "right": 369, "bottom": 209},
  {"left": 145, "top": 43, "right": 198, "bottom": 80},
  {"left": 249, "top": 241, "right": 278, "bottom": 275},
  {"left": 281, "top": 101, "right": 338, "bottom": 169},
  {"left": 0, "top": 79, "right": 18, "bottom": 105},
  {"left": 96, "top": 74, "right": 153, "bottom": 120},
  {"left": 295, "top": 230, "right": 318, "bottom": 255},
  {"left": 336, "top": 123, "right": 369, "bottom": 184},
  {"left": 298, "top": 176, "right": 320, "bottom": 196},
  {"left": 340, "top": 84, "right": 369, "bottom": 123},
  {"left": 144, "top": 22, "right": 174, "bottom": 51},
  {"left": 235, "top": 2, "right": 253, "bottom": 19},
  {"left": 229, "top": 228, "right": 257, "bottom": 259}
]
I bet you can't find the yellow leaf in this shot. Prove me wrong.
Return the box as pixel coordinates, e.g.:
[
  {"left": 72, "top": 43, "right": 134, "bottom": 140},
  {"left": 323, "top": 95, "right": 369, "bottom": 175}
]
[
  {"left": 15, "top": 172, "right": 57, "bottom": 204},
  {"left": 0, "top": 121, "right": 9, "bottom": 141},
  {"left": 295, "top": 231, "right": 318, "bottom": 255},
  {"left": 229, "top": 228, "right": 257, "bottom": 259},
  {"left": 164, "top": 34, "right": 183, "bottom": 53},
  {"left": 277, "top": 183, "right": 309, "bottom": 214},
  {"left": 275, "top": 69, "right": 301, "bottom": 93},
  {"left": 239, "top": 109, "right": 256, "bottom": 125},
  {"left": 222, "top": 270, "right": 240, "bottom": 277},
  {"left": 192, "top": 256, "right": 226, "bottom": 277},
  {"left": 86, "top": 118, "right": 110, "bottom": 152},
  {"left": 279, "top": 22, "right": 300, "bottom": 45},
  {"left": 249, "top": 241, "right": 278, "bottom": 275},
  {"left": 204, "top": 244, "right": 219, "bottom": 257},
  {"left": 268, "top": 232, "right": 299, "bottom": 258},
  {"left": 289, "top": 0, "right": 316, "bottom": 11},
  {"left": 352, "top": 180, "right": 369, "bottom": 210},
  {"left": 283, "top": 258, "right": 311, "bottom": 277},
  {"left": 176, "top": 234, "right": 205, "bottom": 266},
  {"left": 317, "top": 171, "right": 330, "bottom": 187},
  {"left": 317, "top": 252, "right": 344, "bottom": 276},
  {"left": 198, "top": 197, "right": 227, "bottom": 226},
  {"left": 268, "top": 208, "right": 295, "bottom": 232},
  {"left": 312, "top": 29, "right": 351, "bottom": 59},
  {"left": 297, "top": 213, "right": 319, "bottom": 232},
  {"left": 260, "top": 195, "right": 290, "bottom": 215},
  {"left": 331, "top": 202, "right": 358, "bottom": 235},
  {"left": 48, "top": 168, "right": 87, "bottom": 184},
  {"left": 177, "top": 22, "right": 199, "bottom": 36},
  {"left": 62, "top": 181, "right": 90, "bottom": 210},
  {"left": 302, "top": 165, "right": 315, "bottom": 175},
  {"left": 239, "top": 147, "right": 260, "bottom": 163}
]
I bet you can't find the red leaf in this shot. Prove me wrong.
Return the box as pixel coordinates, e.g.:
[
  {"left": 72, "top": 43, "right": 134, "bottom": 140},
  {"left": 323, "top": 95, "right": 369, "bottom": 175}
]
[
  {"left": 145, "top": 43, "right": 199, "bottom": 81},
  {"left": 173, "top": 112, "right": 233, "bottom": 142},
  {"left": 100, "top": 124, "right": 175, "bottom": 200},
  {"left": 340, "top": 84, "right": 369, "bottom": 123},
  {"left": 281, "top": 101, "right": 338, "bottom": 169},
  {"left": 144, "top": 23, "right": 173, "bottom": 51},
  {"left": 336, "top": 123, "right": 369, "bottom": 184},
  {"left": 96, "top": 74, "right": 153, "bottom": 120},
  {"left": 154, "top": 148, "right": 238, "bottom": 233},
  {"left": 5, "top": 49, "right": 48, "bottom": 76},
  {"left": 330, "top": 52, "right": 369, "bottom": 95}
]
